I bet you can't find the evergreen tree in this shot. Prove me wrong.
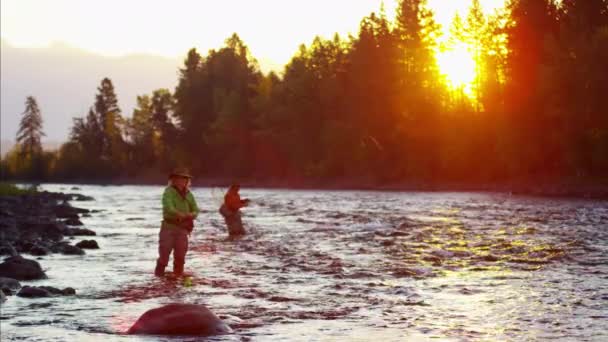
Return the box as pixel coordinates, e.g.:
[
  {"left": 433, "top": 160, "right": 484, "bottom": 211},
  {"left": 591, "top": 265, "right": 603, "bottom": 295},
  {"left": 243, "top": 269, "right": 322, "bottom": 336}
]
[
  {"left": 94, "top": 77, "right": 125, "bottom": 162},
  {"left": 16, "top": 96, "right": 45, "bottom": 157},
  {"left": 15, "top": 96, "right": 45, "bottom": 179}
]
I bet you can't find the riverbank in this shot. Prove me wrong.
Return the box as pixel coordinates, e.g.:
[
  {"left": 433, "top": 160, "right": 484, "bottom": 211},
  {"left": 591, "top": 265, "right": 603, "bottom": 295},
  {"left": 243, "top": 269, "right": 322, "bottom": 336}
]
[
  {"left": 0, "top": 187, "right": 98, "bottom": 300},
  {"left": 8, "top": 176, "right": 608, "bottom": 200}
]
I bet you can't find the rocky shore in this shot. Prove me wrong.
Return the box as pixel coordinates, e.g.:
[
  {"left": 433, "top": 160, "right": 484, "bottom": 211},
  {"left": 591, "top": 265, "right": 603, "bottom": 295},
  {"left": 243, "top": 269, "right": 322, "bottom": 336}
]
[{"left": 0, "top": 190, "right": 97, "bottom": 301}]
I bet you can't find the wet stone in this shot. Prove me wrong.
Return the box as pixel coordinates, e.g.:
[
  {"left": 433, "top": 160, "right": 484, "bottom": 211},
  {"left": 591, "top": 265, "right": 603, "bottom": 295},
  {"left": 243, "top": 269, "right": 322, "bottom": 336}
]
[
  {"left": 29, "top": 244, "right": 51, "bottom": 256},
  {"left": 0, "top": 255, "right": 47, "bottom": 280},
  {"left": 66, "top": 228, "right": 96, "bottom": 236},
  {"left": 64, "top": 218, "right": 84, "bottom": 226},
  {"left": 17, "top": 286, "right": 76, "bottom": 298},
  {"left": 76, "top": 240, "right": 99, "bottom": 249}
]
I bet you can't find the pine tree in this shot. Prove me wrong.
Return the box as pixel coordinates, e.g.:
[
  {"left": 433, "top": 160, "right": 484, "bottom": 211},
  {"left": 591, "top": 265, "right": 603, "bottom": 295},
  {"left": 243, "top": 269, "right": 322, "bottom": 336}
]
[
  {"left": 94, "top": 78, "right": 124, "bottom": 160},
  {"left": 16, "top": 96, "right": 45, "bottom": 157}
]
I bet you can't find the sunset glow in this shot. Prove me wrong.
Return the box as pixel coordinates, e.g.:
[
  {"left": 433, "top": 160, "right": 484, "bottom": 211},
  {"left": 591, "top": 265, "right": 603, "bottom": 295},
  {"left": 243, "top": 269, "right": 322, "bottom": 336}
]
[
  {"left": 1, "top": 0, "right": 507, "bottom": 75},
  {"left": 429, "top": 0, "right": 507, "bottom": 97},
  {"left": 436, "top": 43, "right": 477, "bottom": 96}
]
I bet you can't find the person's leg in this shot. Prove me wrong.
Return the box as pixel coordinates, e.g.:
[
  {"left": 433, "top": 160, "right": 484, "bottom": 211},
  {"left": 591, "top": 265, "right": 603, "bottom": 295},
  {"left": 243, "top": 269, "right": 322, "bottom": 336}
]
[
  {"left": 173, "top": 229, "right": 189, "bottom": 275},
  {"left": 228, "top": 211, "right": 245, "bottom": 236},
  {"left": 155, "top": 227, "right": 174, "bottom": 276}
]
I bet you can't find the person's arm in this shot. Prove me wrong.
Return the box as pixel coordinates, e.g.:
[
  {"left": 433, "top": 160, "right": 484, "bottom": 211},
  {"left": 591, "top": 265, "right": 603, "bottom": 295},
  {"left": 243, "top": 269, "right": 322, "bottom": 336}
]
[
  {"left": 187, "top": 192, "right": 199, "bottom": 219},
  {"left": 162, "top": 187, "right": 180, "bottom": 220}
]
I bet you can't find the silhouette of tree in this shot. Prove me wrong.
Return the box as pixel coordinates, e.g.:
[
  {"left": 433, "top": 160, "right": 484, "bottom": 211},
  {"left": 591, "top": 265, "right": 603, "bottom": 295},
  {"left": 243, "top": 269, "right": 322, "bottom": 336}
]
[{"left": 16, "top": 96, "right": 45, "bottom": 157}]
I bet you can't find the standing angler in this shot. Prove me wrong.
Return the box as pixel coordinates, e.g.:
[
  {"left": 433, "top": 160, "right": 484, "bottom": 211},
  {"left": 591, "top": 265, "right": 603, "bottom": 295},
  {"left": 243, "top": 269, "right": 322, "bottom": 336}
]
[
  {"left": 219, "top": 184, "right": 250, "bottom": 237},
  {"left": 155, "top": 167, "right": 199, "bottom": 277}
]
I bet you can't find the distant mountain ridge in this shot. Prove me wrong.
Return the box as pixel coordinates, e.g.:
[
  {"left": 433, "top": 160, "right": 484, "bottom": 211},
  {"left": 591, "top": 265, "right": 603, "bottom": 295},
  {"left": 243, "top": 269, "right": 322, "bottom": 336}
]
[{"left": 0, "top": 40, "right": 181, "bottom": 149}]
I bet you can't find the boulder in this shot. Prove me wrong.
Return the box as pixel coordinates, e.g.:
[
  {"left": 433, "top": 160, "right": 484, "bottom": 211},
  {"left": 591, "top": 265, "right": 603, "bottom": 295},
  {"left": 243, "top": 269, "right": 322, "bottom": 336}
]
[
  {"left": 17, "top": 221, "right": 66, "bottom": 242},
  {"left": 0, "top": 277, "right": 21, "bottom": 290},
  {"left": 66, "top": 228, "right": 96, "bottom": 236},
  {"left": 0, "top": 218, "right": 19, "bottom": 242},
  {"left": 62, "top": 245, "right": 85, "bottom": 255},
  {"left": 51, "top": 242, "right": 85, "bottom": 255},
  {"left": 0, "top": 244, "right": 18, "bottom": 256},
  {"left": 17, "top": 285, "right": 76, "bottom": 298},
  {"left": 76, "top": 240, "right": 99, "bottom": 249},
  {"left": 127, "top": 303, "right": 232, "bottom": 336},
  {"left": 64, "top": 218, "right": 84, "bottom": 226},
  {"left": 53, "top": 203, "right": 89, "bottom": 219},
  {"left": 29, "top": 244, "right": 51, "bottom": 256},
  {"left": 0, "top": 255, "right": 47, "bottom": 280},
  {"left": 17, "top": 285, "right": 51, "bottom": 297}
]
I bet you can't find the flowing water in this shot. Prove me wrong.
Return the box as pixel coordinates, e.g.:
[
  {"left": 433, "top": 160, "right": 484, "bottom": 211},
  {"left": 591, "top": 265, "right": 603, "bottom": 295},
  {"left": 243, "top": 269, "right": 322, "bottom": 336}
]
[{"left": 1, "top": 184, "right": 607, "bottom": 341}]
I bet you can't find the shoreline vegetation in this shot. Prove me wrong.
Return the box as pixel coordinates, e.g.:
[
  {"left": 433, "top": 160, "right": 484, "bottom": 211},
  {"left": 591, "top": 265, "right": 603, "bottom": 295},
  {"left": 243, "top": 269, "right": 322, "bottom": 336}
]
[
  {"left": 2, "top": 0, "right": 607, "bottom": 199},
  {"left": 8, "top": 179, "right": 608, "bottom": 200}
]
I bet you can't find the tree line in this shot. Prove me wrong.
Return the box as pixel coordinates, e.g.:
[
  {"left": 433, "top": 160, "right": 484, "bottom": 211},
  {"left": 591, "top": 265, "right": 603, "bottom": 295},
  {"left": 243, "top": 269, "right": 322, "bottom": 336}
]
[{"left": 2, "top": 0, "right": 607, "bottom": 187}]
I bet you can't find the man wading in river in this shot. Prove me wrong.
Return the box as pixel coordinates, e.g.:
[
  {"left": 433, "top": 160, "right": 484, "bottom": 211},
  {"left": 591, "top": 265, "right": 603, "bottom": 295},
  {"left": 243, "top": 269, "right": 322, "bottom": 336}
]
[
  {"left": 155, "top": 168, "right": 199, "bottom": 277},
  {"left": 219, "top": 184, "right": 250, "bottom": 237}
]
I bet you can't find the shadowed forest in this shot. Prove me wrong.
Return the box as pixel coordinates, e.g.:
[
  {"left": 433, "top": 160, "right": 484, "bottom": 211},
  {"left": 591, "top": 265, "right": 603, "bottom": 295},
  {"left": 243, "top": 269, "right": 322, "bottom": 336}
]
[{"left": 2, "top": 0, "right": 607, "bottom": 190}]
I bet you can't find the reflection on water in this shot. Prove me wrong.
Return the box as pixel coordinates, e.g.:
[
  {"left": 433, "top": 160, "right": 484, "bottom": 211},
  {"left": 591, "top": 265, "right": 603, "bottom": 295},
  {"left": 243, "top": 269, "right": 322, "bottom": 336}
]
[{"left": 1, "top": 185, "right": 607, "bottom": 341}]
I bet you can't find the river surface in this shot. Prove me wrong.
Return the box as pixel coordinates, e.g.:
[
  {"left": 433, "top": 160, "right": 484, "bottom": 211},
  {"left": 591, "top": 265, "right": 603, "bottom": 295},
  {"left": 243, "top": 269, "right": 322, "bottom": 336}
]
[{"left": 1, "top": 184, "right": 607, "bottom": 341}]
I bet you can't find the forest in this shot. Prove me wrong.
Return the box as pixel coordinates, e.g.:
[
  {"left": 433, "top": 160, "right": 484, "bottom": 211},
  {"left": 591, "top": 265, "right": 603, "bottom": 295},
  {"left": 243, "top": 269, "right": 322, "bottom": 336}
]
[{"left": 2, "top": 0, "right": 607, "bottom": 190}]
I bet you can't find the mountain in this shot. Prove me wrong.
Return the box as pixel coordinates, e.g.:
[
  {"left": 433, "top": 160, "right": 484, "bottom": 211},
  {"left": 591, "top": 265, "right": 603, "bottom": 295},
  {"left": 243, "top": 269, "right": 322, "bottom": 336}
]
[{"left": 0, "top": 40, "right": 181, "bottom": 149}]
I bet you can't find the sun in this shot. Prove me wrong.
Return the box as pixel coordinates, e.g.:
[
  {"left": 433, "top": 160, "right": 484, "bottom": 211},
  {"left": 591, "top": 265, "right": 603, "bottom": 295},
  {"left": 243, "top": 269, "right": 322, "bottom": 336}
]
[{"left": 436, "top": 43, "right": 477, "bottom": 97}]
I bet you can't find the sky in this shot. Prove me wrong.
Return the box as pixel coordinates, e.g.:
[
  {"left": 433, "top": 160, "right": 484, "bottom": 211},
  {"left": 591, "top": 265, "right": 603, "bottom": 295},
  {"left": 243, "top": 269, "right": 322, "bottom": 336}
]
[
  {"left": 1, "top": 0, "right": 507, "bottom": 70},
  {"left": 1, "top": 0, "right": 507, "bottom": 149}
]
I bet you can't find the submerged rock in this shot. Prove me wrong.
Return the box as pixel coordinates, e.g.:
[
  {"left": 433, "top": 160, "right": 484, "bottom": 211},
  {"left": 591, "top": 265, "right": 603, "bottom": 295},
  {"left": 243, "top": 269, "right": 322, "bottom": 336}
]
[
  {"left": 69, "top": 194, "right": 94, "bottom": 201},
  {"left": 53, "top": 203, "right": 89, "bottom": 219},
  {"left": 51, "top": 242, "right": 85, "bottom": 255},
  {"left": 127, "top": 303, "right": 232, "bottom": 336},
  {"left": 0, "top": 277, "right": 21, "bottom": 290},
  {"left": 0, "top": 255, "right": 47, "bottom": 280},
  {"left": 76, "top": 240, "right": 99, "bottom": 249},
  {"left": 64, "top": 218, "right": 84, "bottom": 226},
  {"left": 66, "top": 228, "right": 96, "bottom": 236},
  {"left": 29, "top": 244, "right": 51, "bottom": 256},
  {"left": 17, "top": 285, "right": 76, "bottom": 298}
]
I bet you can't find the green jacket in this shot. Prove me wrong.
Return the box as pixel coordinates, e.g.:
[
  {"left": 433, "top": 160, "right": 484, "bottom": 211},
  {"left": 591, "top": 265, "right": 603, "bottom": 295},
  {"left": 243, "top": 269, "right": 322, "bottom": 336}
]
[{"left": 162, "top": 186, "right": 199, "bottom": 229}]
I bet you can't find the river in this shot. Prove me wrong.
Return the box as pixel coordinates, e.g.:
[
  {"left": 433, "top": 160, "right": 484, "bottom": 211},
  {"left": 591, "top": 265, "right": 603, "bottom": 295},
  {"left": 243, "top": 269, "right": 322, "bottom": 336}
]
[{"left": 1, "top": 184, "right": 607, "bottom": 341}]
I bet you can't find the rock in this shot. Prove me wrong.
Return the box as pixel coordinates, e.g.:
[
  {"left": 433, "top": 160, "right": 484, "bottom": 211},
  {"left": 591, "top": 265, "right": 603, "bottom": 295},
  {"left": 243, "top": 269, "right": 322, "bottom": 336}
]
[
  {"left": 15, "top": 240, "right": 36, "bottom": 254},
  {"left": 0, "top": 277, "right": 21, "bottom": 290},
  {"left": 17, "top": 285, "right": 76, "bottom": 298},
  {"left": 17, "top": 221, "right": 66, "bottom": 242},
  {"left": 0, "top": 244, "right": 18, "bottom": 256},
  {"left": 53, "top": 204, "right": 80, "bottom": 219},
  {"left": 64, "top": 218, "right": 84, "bottom": 226},
  {"left": 0, "top": 208, "right": 15, "bottom": 217},
  {"left": 76, "top": 240, "right": 99, "bottom": 249},
  {"left": 127, "top": 303, "right": 232, "bottom": 336},
  {"left": 0, "top": 255, "right": 47, "bottom": 280},
  {"left": 69, "top": 194, "right": 94, "bottom": 201},
  {"left": 17, "top": 286, "right": 51, "bottom": 297},
  {"left": 61, "top": 287, "right": 76, "bottom": 295},
  {"left": 0, "top": 289, "right": 6, "bottom": 303},
  {"left": 29, "top": 244, "right": 50, "bottom": 256},
  {"left": 52, "top": 242, "right": 85, "bottom": 255},
  {"left": 0, "top": 218, "right": 19, "bottom": 242},
  {"left": 66, "top": 228, "right": 96, "bottom": 236},
  {"left": 53, "top": 203, "right": 89, "bottom": 219}
]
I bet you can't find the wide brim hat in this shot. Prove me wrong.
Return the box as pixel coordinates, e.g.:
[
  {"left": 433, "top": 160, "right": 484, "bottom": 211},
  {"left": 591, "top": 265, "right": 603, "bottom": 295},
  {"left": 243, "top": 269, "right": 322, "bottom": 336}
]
[{"left": 169, "top": 167, "right": 192, "bottom": 179}]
